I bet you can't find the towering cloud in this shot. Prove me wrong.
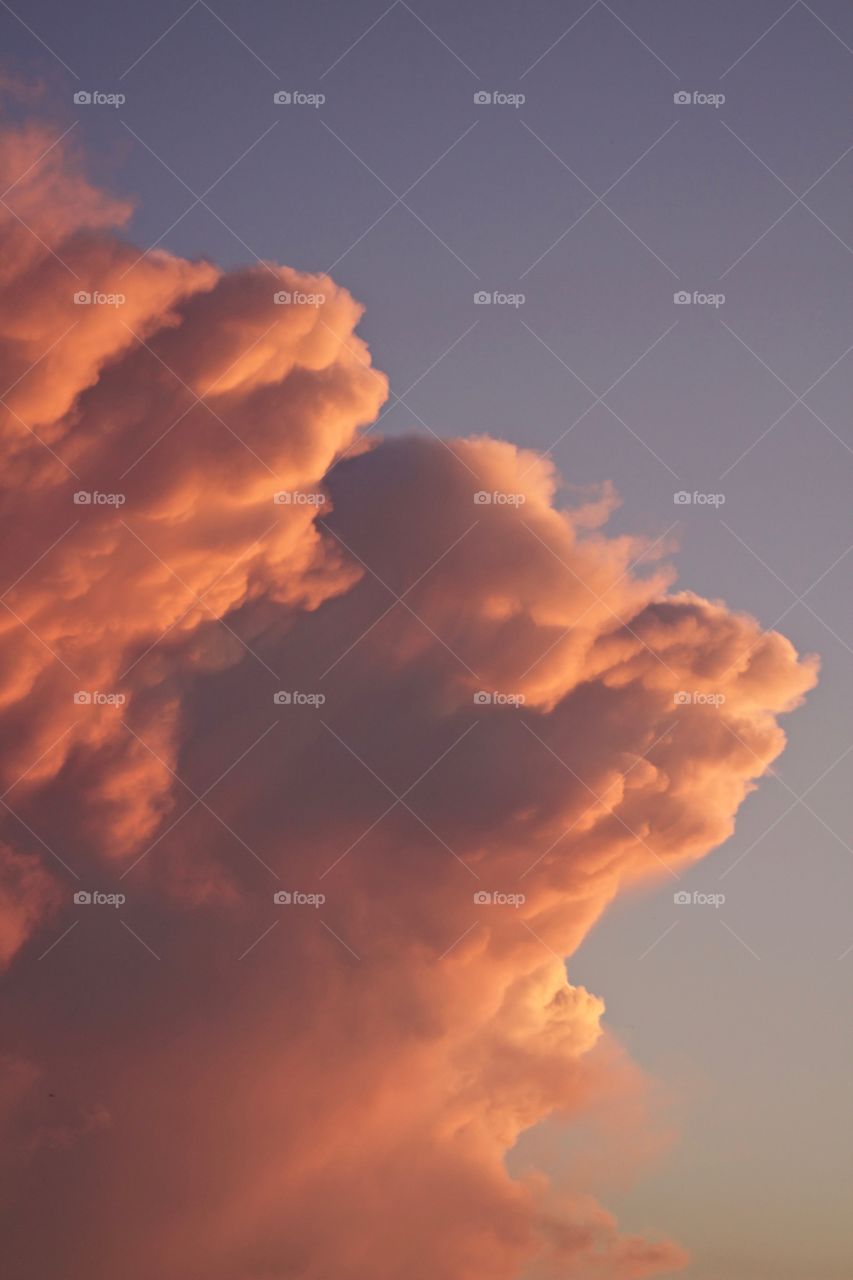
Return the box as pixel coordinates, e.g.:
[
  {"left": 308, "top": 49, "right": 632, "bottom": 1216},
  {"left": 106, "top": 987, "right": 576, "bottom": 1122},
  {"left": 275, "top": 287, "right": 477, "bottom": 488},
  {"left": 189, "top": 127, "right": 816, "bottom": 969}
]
[{"left": 0, "top": 119, "right": 816, "bottom": 1279}]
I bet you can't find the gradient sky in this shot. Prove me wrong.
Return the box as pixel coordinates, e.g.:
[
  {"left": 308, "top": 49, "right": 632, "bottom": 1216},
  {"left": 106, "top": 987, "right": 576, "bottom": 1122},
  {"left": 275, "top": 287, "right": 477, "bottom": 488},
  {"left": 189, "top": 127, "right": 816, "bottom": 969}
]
[{"left": 0, "top": 3, "right": 851, "bottom": 1278}]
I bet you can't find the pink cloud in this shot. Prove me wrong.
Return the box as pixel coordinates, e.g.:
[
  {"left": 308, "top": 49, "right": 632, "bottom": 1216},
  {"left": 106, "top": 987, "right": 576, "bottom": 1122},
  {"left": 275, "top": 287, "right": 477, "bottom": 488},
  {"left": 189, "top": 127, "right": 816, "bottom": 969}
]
[{"left": 0, "top": 118, "right": 816, "bottom": 1279}]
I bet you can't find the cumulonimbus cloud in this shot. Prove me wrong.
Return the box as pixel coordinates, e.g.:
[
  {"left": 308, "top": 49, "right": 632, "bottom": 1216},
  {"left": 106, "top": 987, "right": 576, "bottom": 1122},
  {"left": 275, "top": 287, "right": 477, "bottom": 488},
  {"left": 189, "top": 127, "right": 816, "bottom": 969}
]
[{"left": 0, "top": 118, "right": 816, "bottom": 1279}]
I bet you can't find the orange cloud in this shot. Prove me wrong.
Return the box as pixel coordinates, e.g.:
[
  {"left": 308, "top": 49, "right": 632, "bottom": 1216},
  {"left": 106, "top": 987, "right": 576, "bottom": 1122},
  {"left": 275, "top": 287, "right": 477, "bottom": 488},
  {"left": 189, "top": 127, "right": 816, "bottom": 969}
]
[{"left": 0, "top": 119, "right": 816, "bottom": 1279}]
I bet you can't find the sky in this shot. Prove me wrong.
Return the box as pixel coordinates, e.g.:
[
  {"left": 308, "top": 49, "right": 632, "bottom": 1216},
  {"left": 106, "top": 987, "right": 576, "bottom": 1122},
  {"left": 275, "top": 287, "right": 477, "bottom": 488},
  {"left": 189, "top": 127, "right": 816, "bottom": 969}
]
[{"left": 0, "top": 2, "right": 851, "bottom": 1278}]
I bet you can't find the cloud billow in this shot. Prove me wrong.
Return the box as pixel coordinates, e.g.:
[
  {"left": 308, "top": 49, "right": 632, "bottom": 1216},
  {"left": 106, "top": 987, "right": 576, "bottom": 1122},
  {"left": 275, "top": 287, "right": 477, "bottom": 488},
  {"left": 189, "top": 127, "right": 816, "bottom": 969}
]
[{"left": 0, "top": 122, "right": 816, "bottom": 1280}]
